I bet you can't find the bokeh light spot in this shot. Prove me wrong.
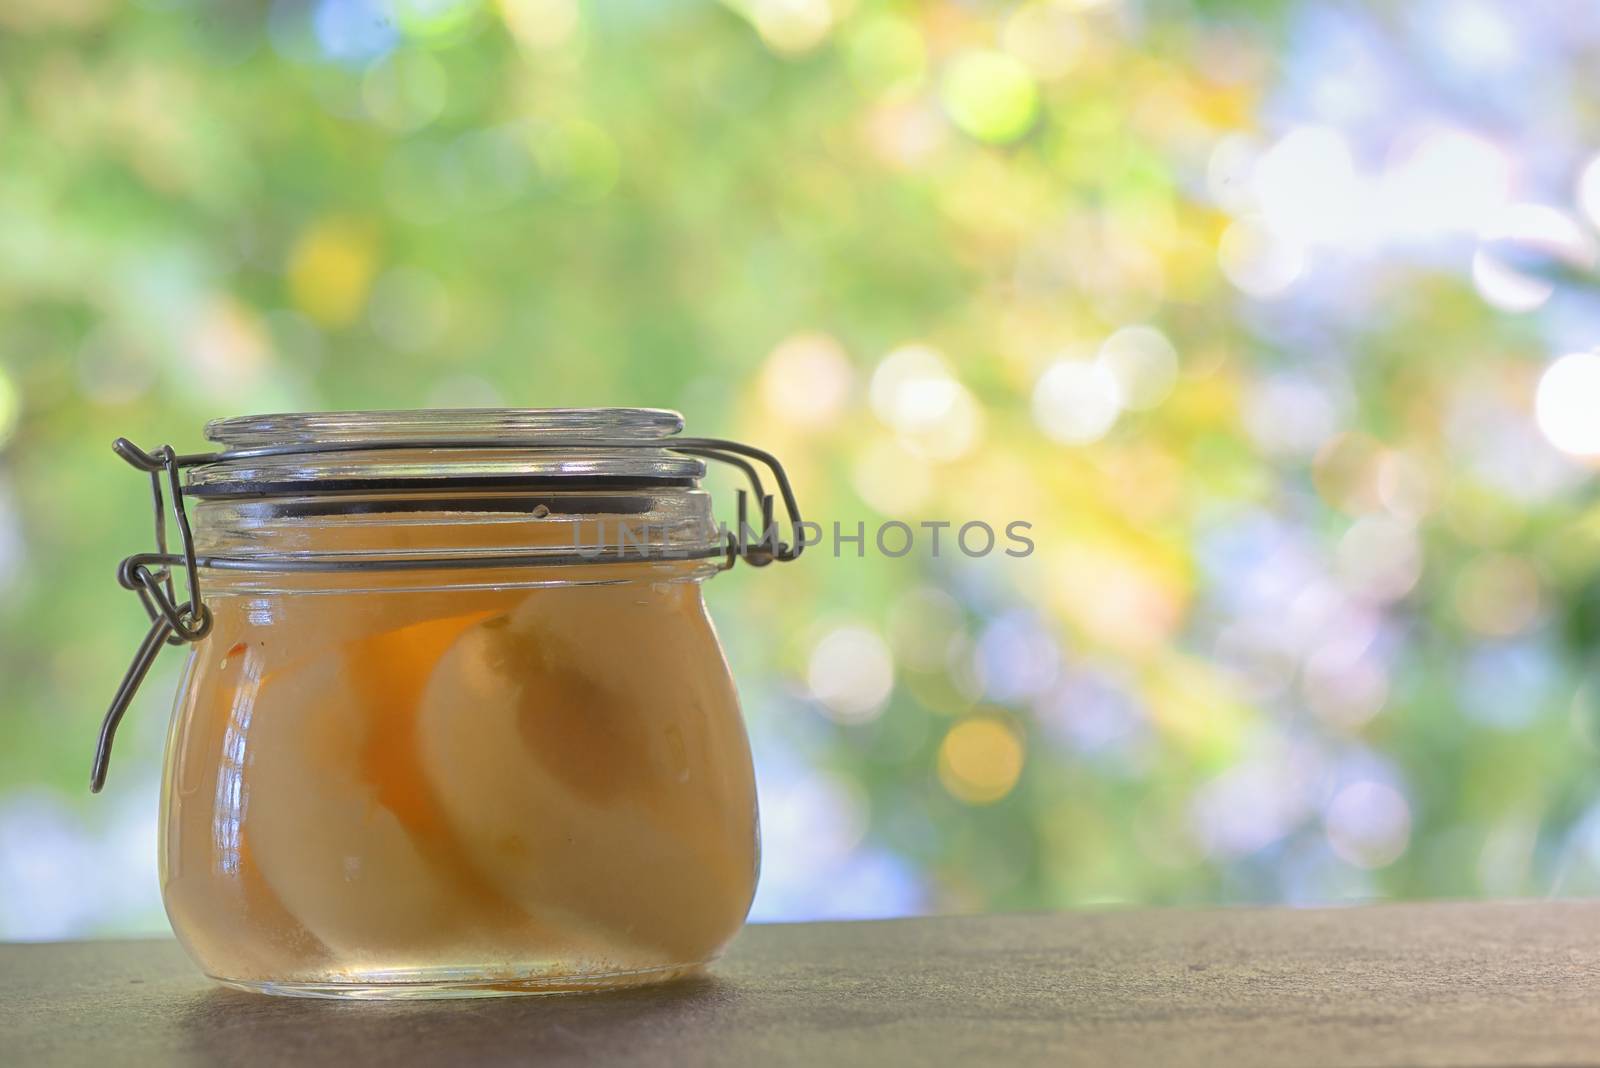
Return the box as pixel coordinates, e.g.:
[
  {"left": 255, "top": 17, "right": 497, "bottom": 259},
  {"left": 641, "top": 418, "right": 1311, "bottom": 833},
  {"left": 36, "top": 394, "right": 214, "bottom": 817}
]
[
  {"left": 186, "top": 298, "right": 273, "bottom": 400},
  {"left": 863, "top": 99, "right": 947, "bottom": 169},
  {"left": 1336, "top": 516, "right": 1422, "bottom": 604},
  {"left": 1324, "top": 781, "right": 1411, "bottom": 869},
  {"left": 1001, "top": 2, "right": 1088, "bottom": 80},
  {"left": 314, "top": 0, "right": 399, "bottom": 64},
  {"left": 1535, "top": 352, "right": 1600, "bottom": 456},
  {"left": 940, "top": 50, "right": 1040, "bottom": 145},
  {"left": 1207, "top": 134, "right": 1263, "bottom": 214},
  {"left": 1471, "top": 251, "right": 1554, "bottom": 313},
  {"left": 1242, "top": 373, "right": 1341, "bottom": 457},
  {"left": 759, "top": 332, "right": 853, "bottom": 428},
  {"left": 287, "top": 219, "right": 379, "bottom": 327},
  {"left": 938, "top": 718, "right": 1024, "bottom": 805},
  {"left": 1578, "top": 153, "right": 1600, "bottom": 231},
  {"left": 1032, "top": 358, "right": 1120, "bottom": 444},
  {"left": 1472, "top": 203, "right": 1595, "bottom": 313},
  {"left": 974, "top": 613, "right": 1060, "bottom": 702},
  {"left": 868, "top": 345, "right": 983, "bottom": 460},
  {"left": 0, "top": 367, "right": 19, "bottom": 449},
  {"left": 1303, "top": 646, "right": 1389, "bottom": 729},
  {"left": 0, "top": 479, "right": 24, "bottom": 594},
  {"left": 1218, "top": 215, "right": 1304, "bottom": 298},
  {"left": 808, "top": 625, "right": 895, "bottom": 724},
  {"left": 497, "top": 0, "right": 578, "bottom": 51},
  {"left": 749, "top": 0, "right": 833, "bottom": 55},
  {"left": 1098, "top": 325, "right": 1178, "bottom": 411},
  {"left": 1376, "top": 450, "right": 1434, "bottom": 523},
  {"left": 1253, "top": 125, "right": 1363, "bottom": 248},
  {"left": 1190, "top": 758, "right": 1310, "bottom": 859},
  {"left": 1381, "top": 127, "right": 1510, "bottom": 239}
]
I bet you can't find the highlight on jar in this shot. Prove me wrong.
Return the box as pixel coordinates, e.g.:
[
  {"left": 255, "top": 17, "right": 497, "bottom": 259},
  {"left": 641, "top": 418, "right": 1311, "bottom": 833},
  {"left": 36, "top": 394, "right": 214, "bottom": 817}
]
[{"left": 90, "top": 409, "right": 805, "bottom": 1000}]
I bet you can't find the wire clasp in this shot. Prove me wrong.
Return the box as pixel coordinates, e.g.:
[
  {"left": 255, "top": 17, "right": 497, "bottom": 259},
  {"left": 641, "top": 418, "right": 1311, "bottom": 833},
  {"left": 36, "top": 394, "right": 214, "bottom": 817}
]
[{"left": 91, "top": 440, "right": 213, "bottom": 792}]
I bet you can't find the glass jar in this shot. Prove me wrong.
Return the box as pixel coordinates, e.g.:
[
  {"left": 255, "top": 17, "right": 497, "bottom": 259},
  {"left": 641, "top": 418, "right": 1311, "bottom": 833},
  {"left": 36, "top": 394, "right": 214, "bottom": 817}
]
[{"left": 92, "top": 409, "right": 802, "bottom": 999}]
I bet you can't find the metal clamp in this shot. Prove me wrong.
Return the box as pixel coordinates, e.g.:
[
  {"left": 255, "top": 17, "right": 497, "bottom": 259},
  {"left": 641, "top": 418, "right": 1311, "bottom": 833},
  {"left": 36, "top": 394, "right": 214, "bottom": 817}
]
[
  {"left": 90, "top": 433, "right": 803, "bottom": 792},
  {"left": 92, "top": 441, "right": 214, "bottom": 792}
]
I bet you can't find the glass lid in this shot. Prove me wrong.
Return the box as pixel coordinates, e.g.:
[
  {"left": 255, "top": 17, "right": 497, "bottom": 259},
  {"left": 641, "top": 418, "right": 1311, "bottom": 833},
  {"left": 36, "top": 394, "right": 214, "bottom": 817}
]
[{"left": 186, "top": 408, "right": 706, "bottom": 496}]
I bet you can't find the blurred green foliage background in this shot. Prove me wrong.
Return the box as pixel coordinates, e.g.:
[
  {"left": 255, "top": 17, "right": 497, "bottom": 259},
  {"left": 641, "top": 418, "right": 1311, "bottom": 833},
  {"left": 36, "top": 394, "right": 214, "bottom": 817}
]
[{"left": 4, "top": 0, "right": 1600, "bottom": 935}]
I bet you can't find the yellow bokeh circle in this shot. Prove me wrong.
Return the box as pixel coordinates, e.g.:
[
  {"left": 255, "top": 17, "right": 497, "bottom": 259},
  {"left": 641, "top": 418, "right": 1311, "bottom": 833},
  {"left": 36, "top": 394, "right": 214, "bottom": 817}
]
[{"left": 938, "top": 717, "right": 1025, "bottom": 805}]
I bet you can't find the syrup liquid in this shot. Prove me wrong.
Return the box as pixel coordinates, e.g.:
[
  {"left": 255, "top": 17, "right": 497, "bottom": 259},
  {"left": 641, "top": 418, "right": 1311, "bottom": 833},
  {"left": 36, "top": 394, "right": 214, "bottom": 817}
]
[{"left": 158, "top": 563, "right": 758, "bottom": 993}]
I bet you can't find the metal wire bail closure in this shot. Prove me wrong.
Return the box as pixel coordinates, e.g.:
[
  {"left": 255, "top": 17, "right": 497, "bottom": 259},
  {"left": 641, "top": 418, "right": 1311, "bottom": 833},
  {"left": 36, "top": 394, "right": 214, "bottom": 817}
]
[
  {"left": 90, "top": 424, "right": 804, "bottom": 792},
  {"left": 91, "top": 441, "right": 214, "bottom": 793}
]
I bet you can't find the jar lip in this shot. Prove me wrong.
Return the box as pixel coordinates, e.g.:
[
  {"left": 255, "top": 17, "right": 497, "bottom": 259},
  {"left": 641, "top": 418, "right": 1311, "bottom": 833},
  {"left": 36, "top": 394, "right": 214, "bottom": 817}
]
[
  {"left": 205, "top": 407, "right": 686, "bottom": 449},
  {"left": 189, "top": 408, "right": 705, "bottom": 497}
]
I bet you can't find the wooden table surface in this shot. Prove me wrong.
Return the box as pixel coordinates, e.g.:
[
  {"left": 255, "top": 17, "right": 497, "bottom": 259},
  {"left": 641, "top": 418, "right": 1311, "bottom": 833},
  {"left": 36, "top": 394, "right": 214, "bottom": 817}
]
[{"left": 7, "top": 903, "right": 1600, "bottom": 1067}]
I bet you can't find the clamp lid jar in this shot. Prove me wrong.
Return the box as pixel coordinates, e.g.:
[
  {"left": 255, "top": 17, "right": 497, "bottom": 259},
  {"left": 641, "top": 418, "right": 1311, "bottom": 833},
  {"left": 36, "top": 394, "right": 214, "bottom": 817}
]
[{"left": 94, "top": 408, "right": 802, "bottom": 999}]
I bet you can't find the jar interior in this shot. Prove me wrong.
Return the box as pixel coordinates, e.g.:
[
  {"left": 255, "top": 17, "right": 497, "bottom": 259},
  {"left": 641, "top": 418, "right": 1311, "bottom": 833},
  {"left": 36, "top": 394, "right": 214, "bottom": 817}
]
[{"left": 162, "top": 493, "right": 758, "bottom": 995}]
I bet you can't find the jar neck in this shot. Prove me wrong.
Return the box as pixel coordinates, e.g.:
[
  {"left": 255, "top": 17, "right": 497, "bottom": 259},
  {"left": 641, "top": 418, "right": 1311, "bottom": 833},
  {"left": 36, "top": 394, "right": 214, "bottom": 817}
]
[{"left": 190, "top": 487, "right": 727, "bottom": 593}]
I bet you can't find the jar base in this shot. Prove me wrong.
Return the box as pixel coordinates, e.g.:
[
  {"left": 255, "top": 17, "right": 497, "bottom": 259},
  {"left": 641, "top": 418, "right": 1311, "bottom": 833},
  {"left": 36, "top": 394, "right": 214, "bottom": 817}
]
[{"left": 210, "top": 961, "right": 712, "bottom": 1001}]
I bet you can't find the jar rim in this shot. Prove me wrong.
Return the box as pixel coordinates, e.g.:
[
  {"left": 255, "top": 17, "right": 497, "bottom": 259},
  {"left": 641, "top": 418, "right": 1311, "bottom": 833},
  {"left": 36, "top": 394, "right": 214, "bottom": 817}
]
[
  {"left": 205, "top": 407, "right": 686, "bottom": 448},
  {"left": 188, "top": 408, "right": 706, "bottom": 497}
]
